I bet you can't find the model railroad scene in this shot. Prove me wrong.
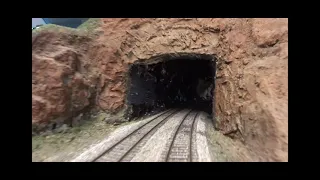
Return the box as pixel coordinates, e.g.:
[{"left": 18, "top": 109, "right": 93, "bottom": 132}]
[{"left": 32, "top": 18, "right": 288, "bottom": 162}]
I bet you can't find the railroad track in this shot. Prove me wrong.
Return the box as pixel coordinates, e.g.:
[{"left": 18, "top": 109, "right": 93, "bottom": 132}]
[
  {"left": 165, "top": 110, "right": 199, "bottom": 162},
  {"left": 90, "top": 109, "right": 204, "bottom": 162},
  {"left": 92, "top": 109, "right": 181, "bottom": 162}
]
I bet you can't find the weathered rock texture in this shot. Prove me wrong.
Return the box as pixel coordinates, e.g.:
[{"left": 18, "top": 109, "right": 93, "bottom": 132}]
[
  {"left": 32, "top": 25, "right": 100, "bottom": 131},
  {"left": 32, "top": 18, "right": 288, "bottom": 161}
]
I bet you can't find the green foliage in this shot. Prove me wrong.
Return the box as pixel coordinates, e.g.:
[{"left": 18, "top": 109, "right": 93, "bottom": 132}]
[{"left": 77, "top": 18, "right": 101, "bottom": 32}]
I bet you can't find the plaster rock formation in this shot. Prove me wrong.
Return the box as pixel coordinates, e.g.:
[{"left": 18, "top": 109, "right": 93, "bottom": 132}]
[
  {"left": 32, "top": 26, "right": 99, "bottom": 131},
  {"left": 32, "top": 18, "right": 288, "bottom": 161}
]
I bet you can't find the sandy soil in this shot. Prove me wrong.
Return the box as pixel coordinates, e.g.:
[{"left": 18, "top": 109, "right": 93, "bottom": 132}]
[
  {"left": 32, "top": 113, "right": 144, "bottom": 162},
  {"left": 206, "top": 125, "right": 260, "bottom": 162}
]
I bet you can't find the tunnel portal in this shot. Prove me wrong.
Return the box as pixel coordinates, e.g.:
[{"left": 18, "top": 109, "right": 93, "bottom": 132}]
[{"left": 126, "top": 54, "right": 216, "bottom": 119}]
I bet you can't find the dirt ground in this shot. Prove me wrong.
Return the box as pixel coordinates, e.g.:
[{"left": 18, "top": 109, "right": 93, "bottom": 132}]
[
  {"left": 32, "top": 113, "right": 142, "bottom": 162},
  {"left": 206, "top": 127, "right": 260, "bottom": 162}
]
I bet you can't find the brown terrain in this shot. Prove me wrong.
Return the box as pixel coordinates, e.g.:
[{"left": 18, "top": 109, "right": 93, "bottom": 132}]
[{"left": 32, "top": 18, "right": 288, "bottom": 162}]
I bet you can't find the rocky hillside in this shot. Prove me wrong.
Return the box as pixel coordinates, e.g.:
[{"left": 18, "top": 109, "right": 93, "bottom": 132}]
[{"left": 32, "top": 18, "right": 288, "bottom": 161}]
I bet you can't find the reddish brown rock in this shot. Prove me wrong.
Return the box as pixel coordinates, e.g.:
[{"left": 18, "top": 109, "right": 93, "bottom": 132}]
[
  {"left": 32, "top": 28, "right": 98, "bottom": 131},
  {"left": 93, "top": 18, "right": 287, "bottom": 161},
  {"left": 32, "top": 18, "right": 288, "bottom": 161},
  {"left": 252, "top": 18, "right": 288, "bottom": 47}
]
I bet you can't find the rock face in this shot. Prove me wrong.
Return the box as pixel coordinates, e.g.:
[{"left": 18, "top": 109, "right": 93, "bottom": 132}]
[
  {"left": 32, "top": 18, "right": 288, "bottom": 161},
  {"left": 32, "top": 26, "right": 99, "bottom": 131}
]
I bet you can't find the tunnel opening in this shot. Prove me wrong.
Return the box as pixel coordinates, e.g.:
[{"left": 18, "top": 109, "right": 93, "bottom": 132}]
[{"left": 126, "top": 54, "right": 216, "bottom": 120}]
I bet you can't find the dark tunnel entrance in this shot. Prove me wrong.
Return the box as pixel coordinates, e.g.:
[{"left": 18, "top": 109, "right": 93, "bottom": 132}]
[{"left": 126, "top": 54, "right": 216, "bottom": 119}]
